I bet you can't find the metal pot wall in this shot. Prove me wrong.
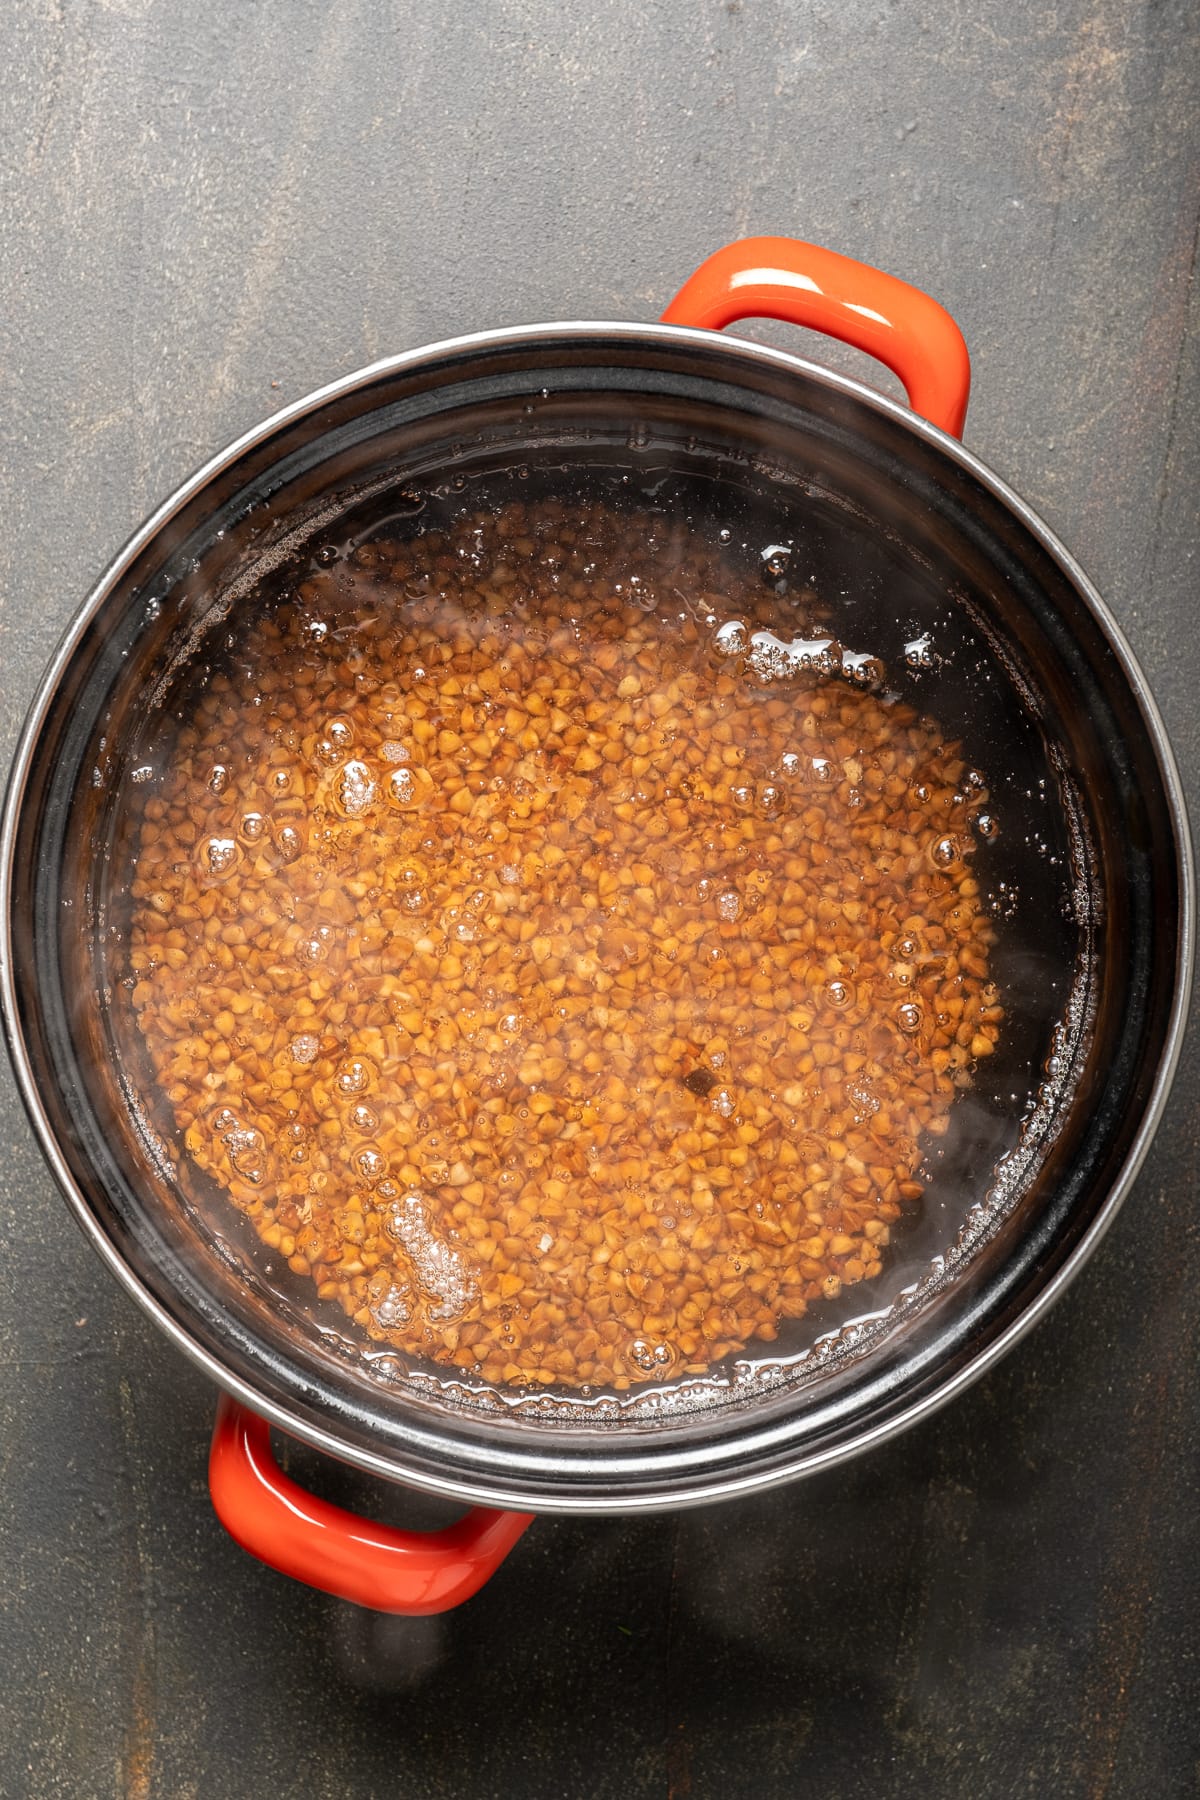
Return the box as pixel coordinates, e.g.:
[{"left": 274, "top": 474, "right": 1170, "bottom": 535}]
[{"left": 1, "top": 239, "right": 1191, "bottom": 1613}]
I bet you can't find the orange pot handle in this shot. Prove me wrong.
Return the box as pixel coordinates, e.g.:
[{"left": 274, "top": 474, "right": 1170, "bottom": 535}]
[
  {"left": 208, "top": 1394, "right": 534, "bottom": 1614},
  {"left": 661, "top": 235, "right": 970, "bottom": 438}
]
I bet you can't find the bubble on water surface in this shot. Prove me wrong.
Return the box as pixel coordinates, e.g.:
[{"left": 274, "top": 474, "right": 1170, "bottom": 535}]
[
  {"left": 337, "top": 1056, "right": 375, "bottom": 1095},
  {"left": 846, "top": 1078, "right": 881, "bottom": 1122},
  {"left": 224, "top": 1124, "right": 267, "bottom": 1183},
  {"left": 713, "top": 619, "right": 748, "bottom": 658},
  {"left": 385, "top": 1191, "right": 477, "bottom": 1322},
  {"left": 368, "top": 1273, "right": 414, "bottom": 1329},
  {"left": 745, "top": 629, "right": 839, "bottom": 681},
  {"left": 354, "top": 1145, "right": 387, "bottom": 1183},
  {"left": 335, "top": 759, "right": 378, "bottom": 817},
  {"left": 841, "top": 649, "right": 885, "bottom": 687},
  {"left": 628, "top": 1339, "right": 677, "bottom": 1374},
  {"left": 386, "top": 765, "right": 432, "bottom": 810},
  {"left": 201, "top": 837, "right": 239, "bottom": 877}
]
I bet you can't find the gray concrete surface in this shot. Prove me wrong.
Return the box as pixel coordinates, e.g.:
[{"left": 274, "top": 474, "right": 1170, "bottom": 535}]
[{"left": 1, "top": 3, "right": 1197, "bottom": 1796}]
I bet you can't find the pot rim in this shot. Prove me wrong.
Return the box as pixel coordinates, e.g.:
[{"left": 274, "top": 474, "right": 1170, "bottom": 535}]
[{"left": 2, "top": 319, "right": 1193, "bottom": 1513}]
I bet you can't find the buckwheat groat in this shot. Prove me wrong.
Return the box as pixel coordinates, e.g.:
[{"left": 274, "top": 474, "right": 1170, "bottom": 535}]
[{"left": 125, "top": 497, "right": 1001, "bottom": 1390}]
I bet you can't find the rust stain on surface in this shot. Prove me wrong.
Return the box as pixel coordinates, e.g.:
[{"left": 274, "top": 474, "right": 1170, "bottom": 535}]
[{"left": 121, "top": 1637, "right": 156, "bottom": 1800}]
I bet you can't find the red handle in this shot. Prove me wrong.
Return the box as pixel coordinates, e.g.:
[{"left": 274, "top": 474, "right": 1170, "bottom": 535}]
[
  {"left": 661, "top": 235, "right": 970, "bottom": 438},
  {"left": 208, "top": 1395, "right": 534, "bottom": 1614}
]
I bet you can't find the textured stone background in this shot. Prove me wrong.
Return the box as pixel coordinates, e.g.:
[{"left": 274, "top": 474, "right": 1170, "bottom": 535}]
[{"left": 1, "top": 3, "right": 1197, "bottom": 1796}]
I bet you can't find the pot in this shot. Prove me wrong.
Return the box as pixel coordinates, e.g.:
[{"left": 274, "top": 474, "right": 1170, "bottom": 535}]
[{"left": 2, "top": 238, "right": 1191, "bottom": 1614}]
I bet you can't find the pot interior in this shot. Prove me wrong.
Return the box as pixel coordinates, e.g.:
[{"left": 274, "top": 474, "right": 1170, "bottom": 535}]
[{"left": 5, "top": 329, "right": 1185, "bottom": 1508}]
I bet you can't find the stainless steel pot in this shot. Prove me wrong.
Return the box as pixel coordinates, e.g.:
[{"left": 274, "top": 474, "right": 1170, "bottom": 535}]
[{"left": 1, "top": 238, "right": 1191, "bottom": 1612}]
